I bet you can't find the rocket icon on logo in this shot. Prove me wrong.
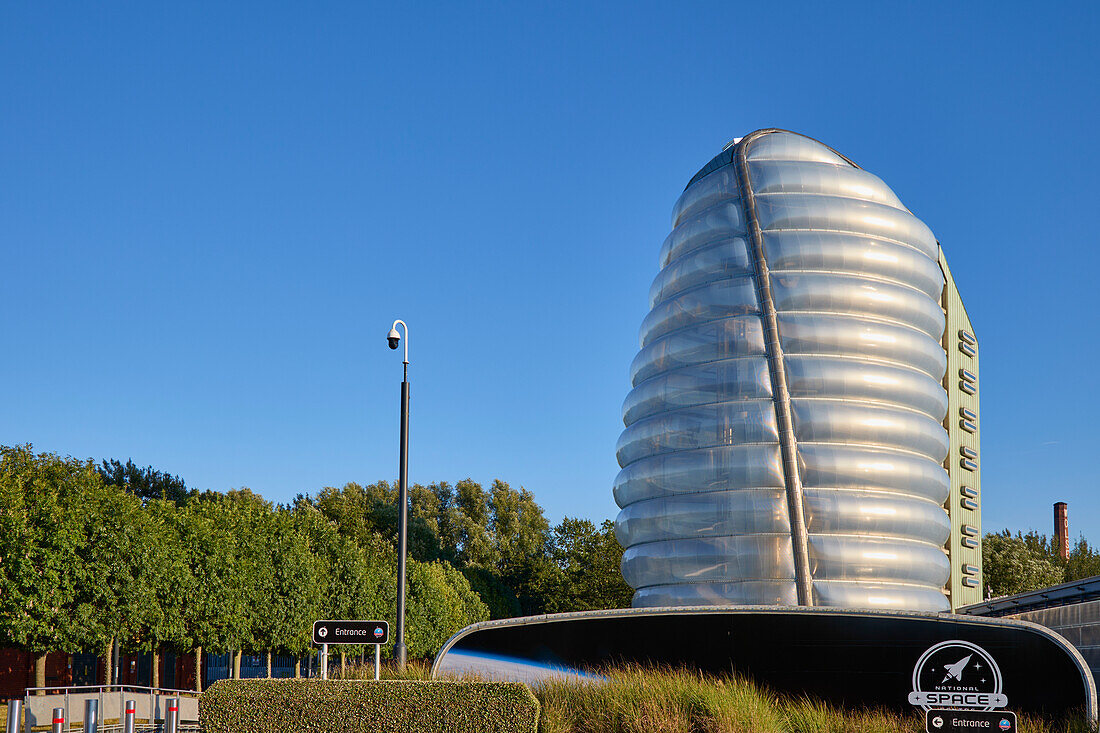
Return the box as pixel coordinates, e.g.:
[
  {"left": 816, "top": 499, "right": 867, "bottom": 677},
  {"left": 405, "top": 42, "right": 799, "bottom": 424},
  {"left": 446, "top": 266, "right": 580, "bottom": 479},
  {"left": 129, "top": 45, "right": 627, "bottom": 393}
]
[{"left": 941, "top": 654, "right": 973, "bottom": 683}]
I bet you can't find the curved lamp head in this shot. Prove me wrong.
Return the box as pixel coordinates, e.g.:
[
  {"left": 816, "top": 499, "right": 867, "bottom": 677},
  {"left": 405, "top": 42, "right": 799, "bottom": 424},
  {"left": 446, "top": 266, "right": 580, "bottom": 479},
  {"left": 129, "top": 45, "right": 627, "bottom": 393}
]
[{"left": 388, "top": 319, "right": 409, "bottom": 365}]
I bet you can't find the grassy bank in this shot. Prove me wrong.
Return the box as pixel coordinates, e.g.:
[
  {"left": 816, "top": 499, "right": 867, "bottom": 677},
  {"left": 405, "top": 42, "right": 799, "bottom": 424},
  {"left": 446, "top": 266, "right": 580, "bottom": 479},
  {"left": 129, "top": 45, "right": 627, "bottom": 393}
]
[{"left": 339, "top": 662, "right": 1095, "bottom": 733}]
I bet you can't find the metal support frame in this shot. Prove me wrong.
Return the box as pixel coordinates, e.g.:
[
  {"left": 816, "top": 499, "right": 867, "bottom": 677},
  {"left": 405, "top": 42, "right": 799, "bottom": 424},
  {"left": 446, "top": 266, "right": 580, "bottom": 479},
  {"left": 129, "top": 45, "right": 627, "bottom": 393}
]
[{"left": 733, "top": 132, "right": 814, "bottom": 606}]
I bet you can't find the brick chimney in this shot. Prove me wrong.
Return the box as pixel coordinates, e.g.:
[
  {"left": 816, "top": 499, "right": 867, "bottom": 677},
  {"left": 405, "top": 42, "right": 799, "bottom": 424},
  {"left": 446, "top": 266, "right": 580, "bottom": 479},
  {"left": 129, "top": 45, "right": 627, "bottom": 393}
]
[{"left": 1055, "top": 502, "right": 1069, "bottom": 560}]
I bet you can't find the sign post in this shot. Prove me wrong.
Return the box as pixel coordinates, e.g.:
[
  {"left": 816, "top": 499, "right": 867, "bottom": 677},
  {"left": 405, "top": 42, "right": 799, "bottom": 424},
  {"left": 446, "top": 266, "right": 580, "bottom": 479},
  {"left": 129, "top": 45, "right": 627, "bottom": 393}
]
[{"left": 313, "top": 620, "right": 390, "bottom": 682}]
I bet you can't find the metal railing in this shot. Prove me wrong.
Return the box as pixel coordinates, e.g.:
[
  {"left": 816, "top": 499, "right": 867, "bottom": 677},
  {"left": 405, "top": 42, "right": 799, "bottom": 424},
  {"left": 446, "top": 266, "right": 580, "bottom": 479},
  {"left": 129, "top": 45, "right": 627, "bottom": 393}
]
[{"left": 19, "top": 686, "right": 198, "bottom": 733}]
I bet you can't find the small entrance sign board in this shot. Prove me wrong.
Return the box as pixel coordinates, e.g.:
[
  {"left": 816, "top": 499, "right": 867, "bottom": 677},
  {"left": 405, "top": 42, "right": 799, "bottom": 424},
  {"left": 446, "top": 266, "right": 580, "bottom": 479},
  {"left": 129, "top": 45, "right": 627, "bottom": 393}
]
[
  {"left": 926, "top": 710, "right": 1017, "bottom": 733},
  {"left": 313, "top": 620, "right": 389, "bottom": 645},
  {"left": 313, "top": 620, "right": 390, "bottom": 681}
]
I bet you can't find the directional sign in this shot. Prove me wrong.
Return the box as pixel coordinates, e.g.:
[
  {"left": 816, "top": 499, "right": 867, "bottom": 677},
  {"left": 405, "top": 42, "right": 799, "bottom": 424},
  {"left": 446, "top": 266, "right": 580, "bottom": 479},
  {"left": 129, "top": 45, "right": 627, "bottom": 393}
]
[
  {"left": 313, "top": 619, "right": 389, "bottom": 645},
  {"left": 927, "top": 709, "right": 1016, "bottom": 733}
]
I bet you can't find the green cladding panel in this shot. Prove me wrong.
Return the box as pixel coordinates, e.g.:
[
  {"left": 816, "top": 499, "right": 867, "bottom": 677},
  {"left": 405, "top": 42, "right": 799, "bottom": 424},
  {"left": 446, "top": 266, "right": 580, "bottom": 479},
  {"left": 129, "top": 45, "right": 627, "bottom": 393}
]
[{"left": 939, "top": 248, "right": 982, "bottom": 609}]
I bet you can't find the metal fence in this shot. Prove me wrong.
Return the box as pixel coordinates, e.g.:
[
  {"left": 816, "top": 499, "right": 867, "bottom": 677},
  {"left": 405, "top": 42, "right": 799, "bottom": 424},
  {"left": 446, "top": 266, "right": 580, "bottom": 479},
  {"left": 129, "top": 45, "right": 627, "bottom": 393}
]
[
  {"left": 19, "top": 686, "right": 199, "bottom": 733},
  {"left": 201, "top": 653, "right": 313, "bottom": 686}
]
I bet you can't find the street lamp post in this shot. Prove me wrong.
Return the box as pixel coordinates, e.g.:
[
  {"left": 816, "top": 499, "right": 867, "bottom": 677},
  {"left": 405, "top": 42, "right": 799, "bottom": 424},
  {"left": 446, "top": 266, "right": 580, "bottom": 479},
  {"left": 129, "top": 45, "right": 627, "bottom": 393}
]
[{"left": 386, "top": 319, "right": 410, "bottom": 670}]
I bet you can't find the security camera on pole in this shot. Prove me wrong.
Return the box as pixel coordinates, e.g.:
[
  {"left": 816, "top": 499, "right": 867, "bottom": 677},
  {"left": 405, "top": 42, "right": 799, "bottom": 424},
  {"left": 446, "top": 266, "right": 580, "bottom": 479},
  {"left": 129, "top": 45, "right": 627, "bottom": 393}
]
[{"left": 387, "top": 319, "right": 410, "bottom": 670}]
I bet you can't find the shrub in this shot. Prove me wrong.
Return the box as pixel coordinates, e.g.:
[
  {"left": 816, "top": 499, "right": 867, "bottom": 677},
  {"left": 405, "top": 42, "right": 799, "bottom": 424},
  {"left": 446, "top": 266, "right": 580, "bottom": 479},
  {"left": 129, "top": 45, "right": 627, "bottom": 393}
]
[
  {"left": 405, "top": 560, "right": 489, "bottom": 657},
  {"left": 199, "top": 679, "right": 538, "bottom": 733}
]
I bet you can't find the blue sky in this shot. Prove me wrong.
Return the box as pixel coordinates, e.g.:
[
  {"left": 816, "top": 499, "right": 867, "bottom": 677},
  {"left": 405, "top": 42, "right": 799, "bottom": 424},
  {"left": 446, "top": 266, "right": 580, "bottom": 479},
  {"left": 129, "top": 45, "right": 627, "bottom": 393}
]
[{"left": 2, "top": 2, "right": 1098, "bottom": 537}]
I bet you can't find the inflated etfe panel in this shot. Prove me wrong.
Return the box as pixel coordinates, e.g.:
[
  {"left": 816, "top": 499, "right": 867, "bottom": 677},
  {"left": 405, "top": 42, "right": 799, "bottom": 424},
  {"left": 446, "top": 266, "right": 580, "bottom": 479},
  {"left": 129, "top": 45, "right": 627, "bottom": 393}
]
[{"left": 616, "top": 130, "right": 951, "bottom": 610}]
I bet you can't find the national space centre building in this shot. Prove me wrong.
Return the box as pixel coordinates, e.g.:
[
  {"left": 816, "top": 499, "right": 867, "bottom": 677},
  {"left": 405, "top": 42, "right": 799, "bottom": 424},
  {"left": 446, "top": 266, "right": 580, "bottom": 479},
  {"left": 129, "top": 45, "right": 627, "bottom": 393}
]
[
  {"left": 433, "top": 131, "right": 1098, "bottom": 717},
  {"left": 614, "top": 129, "right": 982, "bottom": 612}
]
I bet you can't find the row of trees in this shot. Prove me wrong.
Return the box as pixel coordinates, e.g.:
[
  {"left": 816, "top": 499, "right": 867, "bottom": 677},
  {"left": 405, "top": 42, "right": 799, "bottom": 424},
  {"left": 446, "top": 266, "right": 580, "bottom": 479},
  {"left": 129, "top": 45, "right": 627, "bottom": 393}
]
[
  {"left": 0, "top": 445, "right": 632, "bottom": 689},
  {"left": 982, "top": 529, "right": 1100, "bottom": 598}
]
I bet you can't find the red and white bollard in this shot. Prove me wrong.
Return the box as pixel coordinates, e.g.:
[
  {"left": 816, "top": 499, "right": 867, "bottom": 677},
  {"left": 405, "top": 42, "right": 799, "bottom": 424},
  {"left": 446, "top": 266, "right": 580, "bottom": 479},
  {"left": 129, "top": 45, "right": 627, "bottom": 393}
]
[
  {"left": 50, "top": 708, "right": 64, "bottom": 733},
  {"left": 123, "top": 700, "right": 135, "bottom": 733},
  {"left": 165, "top": 698, "right": 178, "bottom": 733}
]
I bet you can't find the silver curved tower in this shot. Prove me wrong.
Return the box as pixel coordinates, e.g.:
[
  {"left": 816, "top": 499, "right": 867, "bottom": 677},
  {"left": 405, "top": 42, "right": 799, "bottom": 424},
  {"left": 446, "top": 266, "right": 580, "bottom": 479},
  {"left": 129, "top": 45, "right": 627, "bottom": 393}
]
[{"left": 615, "top": 129, "right": 952, "bottom": 612}]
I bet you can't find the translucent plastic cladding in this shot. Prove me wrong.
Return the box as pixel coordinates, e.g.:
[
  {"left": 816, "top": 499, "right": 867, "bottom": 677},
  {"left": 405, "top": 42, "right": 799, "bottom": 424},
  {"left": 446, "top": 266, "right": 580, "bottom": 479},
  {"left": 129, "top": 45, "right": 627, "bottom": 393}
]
[{"left": 615, "top": 130, "right": 952, "bottom": 611}]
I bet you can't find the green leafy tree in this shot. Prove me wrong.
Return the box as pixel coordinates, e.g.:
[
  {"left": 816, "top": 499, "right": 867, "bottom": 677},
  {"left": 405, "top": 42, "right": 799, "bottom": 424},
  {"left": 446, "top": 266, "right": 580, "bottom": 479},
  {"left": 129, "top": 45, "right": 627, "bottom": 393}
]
[
  {"left": 178, "top": 492, "right": 251, "bottom": 679},
  {"left": 404, "top": 560, "right": 489, "bottom": 658},
  {"left": 983, "top": 530, "right": 1065, "bottom": 597},
  {"left": 263, "top": 506, "right": 325, "bottom": 668},
  {"left": 544, "top": 518, "right": 633, "bottom": 613},
  {"left": 2, "top": 447, "right": 643, "bottom": 677},
  {"left": 461, "top": 566, "right": 521, "bottom": 619},
  {"left": 490, "top": 481, "right": 550, "bottom": 570},
  {"left": 487, "top": 481, "right": 558, "bottom": 615},
  {"left": 313, "top": 482, "right": 394, "bottom": 548},
  {"left": 312, "top": 481, "right": 443, "bottom": 564},
  {"left": 119, "top": 498, "right": 192, "bottom": 686},
  {"left": 1065, "top": 538, "right": 1100, "bottom": 582},
  {"left": 982, "top": 529, "right": 1100, "bottom": 597},
  {"left": 450, "top": 479, "right": 494, "bottom": 568},
  {"left": 83, "top": 487, "right": 192, "bottom": 686},
  {"left": 299, "top": 501, "right": 396, "bottom": 665},
  {"left": 79, "top": 478, "right": 142, "bottom": 681},
  {"left": 0, "top": 446, "right": 106, "bottom": 688},
  {"left": 408, "top": 483, "right": 444, "bottom": 562},
  {"left": 98, "top": 459, "right": 190, "bottom": 505}
]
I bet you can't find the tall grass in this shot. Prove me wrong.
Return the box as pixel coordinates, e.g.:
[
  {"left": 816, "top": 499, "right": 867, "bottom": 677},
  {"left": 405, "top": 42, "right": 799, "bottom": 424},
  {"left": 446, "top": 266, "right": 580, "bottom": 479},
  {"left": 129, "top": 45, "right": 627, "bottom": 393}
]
[
  {"left": 535, "top": 665, "right": 911, "bottom": 733},
  {"left": 340, "top": 661, "right": 1095, "bottom": 733},
  {"left": 336, "top": 658, "right": 433, "bottom": 681}
]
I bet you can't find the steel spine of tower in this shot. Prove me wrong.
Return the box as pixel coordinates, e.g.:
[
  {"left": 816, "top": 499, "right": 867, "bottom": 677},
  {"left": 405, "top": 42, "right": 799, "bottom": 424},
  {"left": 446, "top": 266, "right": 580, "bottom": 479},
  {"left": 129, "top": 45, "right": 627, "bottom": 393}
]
[
  {"left": 734, "top": 134, "right": 815, "bottom": 606},
  {"left": 615, "top": 129, "right": 952, "bottom": 612}
]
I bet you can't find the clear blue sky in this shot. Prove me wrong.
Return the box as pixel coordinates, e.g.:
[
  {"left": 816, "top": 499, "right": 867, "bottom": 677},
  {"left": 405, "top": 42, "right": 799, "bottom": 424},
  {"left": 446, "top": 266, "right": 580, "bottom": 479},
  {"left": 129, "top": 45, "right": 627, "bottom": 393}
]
[{"left": 3, "top": 2, "right": 1098, "bottom": 537}]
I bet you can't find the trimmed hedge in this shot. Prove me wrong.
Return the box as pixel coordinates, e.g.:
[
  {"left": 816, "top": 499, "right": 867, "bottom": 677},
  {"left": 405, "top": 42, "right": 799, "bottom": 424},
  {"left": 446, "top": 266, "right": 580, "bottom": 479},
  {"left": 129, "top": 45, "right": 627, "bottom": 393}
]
[{"left": 199, "top": 679, "right": 539, "bottom": 733}]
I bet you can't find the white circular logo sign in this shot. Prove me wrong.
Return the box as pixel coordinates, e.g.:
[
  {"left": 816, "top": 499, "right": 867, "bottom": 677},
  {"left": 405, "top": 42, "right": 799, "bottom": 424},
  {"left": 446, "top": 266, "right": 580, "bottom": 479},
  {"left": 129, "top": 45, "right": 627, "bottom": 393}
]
[
  {"left": 317, "top": 626, "right": 329, "bottom": 639},
  {"left": 908, "top": 640, "right": 1008, "bottom": 711}
]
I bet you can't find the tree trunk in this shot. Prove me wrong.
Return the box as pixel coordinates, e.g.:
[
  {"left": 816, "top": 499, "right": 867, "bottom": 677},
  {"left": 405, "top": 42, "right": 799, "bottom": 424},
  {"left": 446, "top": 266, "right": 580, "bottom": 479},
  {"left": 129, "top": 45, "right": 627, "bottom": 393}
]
[
  {"left": 34, "top": 652, "right": 47, "bottom": 693},
  {"left": 195, "top": 647, "right": 202, "bottom": 692},
  {"left": 104, "top": 637, "right": 114, "bottom": 687},
  {"left": 294, "top": 658, "right": 301, "bottom": 679},
  {"left": 112, "top": 638, "right": 120, "bottom": 685},
  {"left": 266, "top": 650, "right": 272, "bottom": 679},
  {"left": 340, "top": 650, "right": 346, "bottom": 677},
  {"left": 233, "top": 650, "right": 241, "bottom": 679},
  {"left": 152, "top": 646, "right": 160, "bottom": 689}
]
